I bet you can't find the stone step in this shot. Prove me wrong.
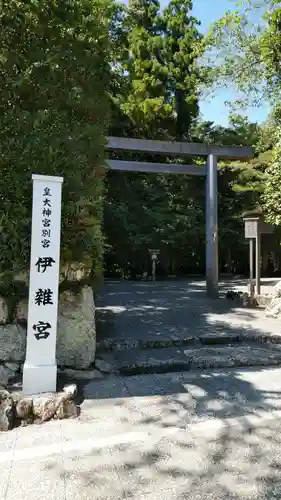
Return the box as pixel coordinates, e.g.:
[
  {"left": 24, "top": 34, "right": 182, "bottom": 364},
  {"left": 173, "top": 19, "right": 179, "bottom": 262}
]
[
  {"left": 96, "top": 332, "right": 281, "bottom": 353},
  {"left": 109, "top": 343, "right": 281, "bottom": 376}
]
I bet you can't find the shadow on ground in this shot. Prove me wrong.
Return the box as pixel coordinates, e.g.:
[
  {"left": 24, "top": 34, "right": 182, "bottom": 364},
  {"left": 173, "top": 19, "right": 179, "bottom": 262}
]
[
  {"left": 77, "top": 279, "right": 281, "bottom": 499},
  {"left": 76, "top": 366, "right": 281, "bottom": 499},
  {"left": 95, "top": 279, "right": 279, "bottom": 344}
]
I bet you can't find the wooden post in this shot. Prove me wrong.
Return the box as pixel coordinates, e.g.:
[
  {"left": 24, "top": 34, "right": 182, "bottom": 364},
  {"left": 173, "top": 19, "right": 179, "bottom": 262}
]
[
  {"left": 148, "top": 249, "right": 160, "bottom": 282},
  {"left": 249, "top": 238, "right": 254, "bottom": 297},
  {"left": 256, "top": 229, "right": 261, "bottom": 295},
  {"left": 152, "top": 259, "right": 156, "bottom": 282}
]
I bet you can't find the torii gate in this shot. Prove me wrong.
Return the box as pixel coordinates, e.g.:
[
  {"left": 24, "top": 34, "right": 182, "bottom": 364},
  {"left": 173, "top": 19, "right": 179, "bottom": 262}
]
[{"left": 106, "top": 137, "right": 254, "bottom": 298}]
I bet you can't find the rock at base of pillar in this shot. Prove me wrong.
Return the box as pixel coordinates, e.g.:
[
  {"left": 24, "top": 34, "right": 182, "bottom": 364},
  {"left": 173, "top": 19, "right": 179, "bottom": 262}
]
[{"left": 265, "top": 281, "right": 281, "bottom": 318}]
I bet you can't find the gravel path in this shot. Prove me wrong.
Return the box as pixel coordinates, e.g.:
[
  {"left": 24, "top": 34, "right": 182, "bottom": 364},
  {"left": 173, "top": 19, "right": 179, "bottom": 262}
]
[{"left": 96, "top": 279, "right": 281, "bottom": 346}]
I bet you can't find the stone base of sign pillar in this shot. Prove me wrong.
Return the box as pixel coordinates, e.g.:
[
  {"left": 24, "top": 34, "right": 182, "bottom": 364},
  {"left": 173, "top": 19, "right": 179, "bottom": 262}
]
[
  {"left": 22, "top": 363, "right": 57, "bottom": 396},
  {"left": 56, "top": 284, "right": 96, "bottom": 369},
  {"left": 0, "top": 264, "right": 97, "bottom": 375}
]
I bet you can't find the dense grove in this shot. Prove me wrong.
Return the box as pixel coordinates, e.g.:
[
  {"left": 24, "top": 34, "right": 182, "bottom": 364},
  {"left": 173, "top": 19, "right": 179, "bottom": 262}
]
[
  {"left": 0, "top": 0, "right": 281, "bottom": 286},
  {"left": 0, "top": 0, "right": 110, "bottom": 292},
  {"left": 104, "top": 0, "right": 281, "bottom": 278}
]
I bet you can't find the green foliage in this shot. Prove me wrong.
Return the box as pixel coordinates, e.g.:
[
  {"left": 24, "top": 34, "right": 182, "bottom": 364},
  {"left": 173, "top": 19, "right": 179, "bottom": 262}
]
[
  {"left": 117, "top": 0, "right": 203, "bottom": 139},
  {"left": 104, "top": 170, "right": 205, "bottom": 275},
  {"left": 262, "top": 110, "right": 281, "bottom": 225},
  {"left": 104, "top": 111, "right": 265, "bottom": 276},
  {"left": 107, "top": 2, "right": 132, "bottom": 136},
  {"left": 190, "top": 114, "right": 261, "bottom": 146},
  {"left": 203, "top": 0, "right": 281, "bottom": 233},
  {"left": 258, "top": 5, "right": 281, "bottom": 107},
  {"left": 2, "top": 0, "right": 279, "bottom": 284},
  {"left": 120, "top": 0, "right": 172, "bottom": 136},
  {"left": 256, "top": 8, "right": 281, "bottom": 226},
  {"left": 161, "top": 0, "right": 203, "bottom": 138},
  {"left": 103, "top": 0, "right": 273, "bottom": 278},
  {"left": 0, "top": 0, "right": 111, "bottom": 283},
  {"left": 203, "top": 0, "right": 281, "bottom": 108},
  {"left": 202, "top": 4, "right": 269, "bottom": 108},
  {"left": 105, "top": 0, "right": 207, "bottom": 274}
]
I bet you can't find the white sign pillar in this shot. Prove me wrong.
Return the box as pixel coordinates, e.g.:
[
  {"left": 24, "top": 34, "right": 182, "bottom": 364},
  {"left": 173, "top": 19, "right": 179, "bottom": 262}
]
[{"left": 23, "top": 174, "right": 63, "bottom": 395}]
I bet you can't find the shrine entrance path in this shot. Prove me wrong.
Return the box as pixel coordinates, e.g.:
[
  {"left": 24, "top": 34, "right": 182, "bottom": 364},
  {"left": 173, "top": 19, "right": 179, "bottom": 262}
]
[{"left": 95, "top": 279, "right": 281, "bottom": 348}]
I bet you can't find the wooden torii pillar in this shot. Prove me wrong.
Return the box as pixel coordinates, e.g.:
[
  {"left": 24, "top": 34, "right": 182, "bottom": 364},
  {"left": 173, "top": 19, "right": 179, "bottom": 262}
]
[{"left": 106, "top": 137, "right": 254, "bottom": 298}]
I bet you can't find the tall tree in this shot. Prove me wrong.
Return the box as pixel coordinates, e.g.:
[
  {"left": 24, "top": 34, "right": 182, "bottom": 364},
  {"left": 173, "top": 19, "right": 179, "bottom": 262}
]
[
  {"left": 204, "top": 1, "right": 281, "bottom": 228},
  {"left": 262, "top": 109, "right": 281, "bottom": 225},
  {"left": 104, "top": 0, "right": 277, "bottom": 278},
  {"left": 0, "top": 0, "right": 111, "bottom": 286},
  {"left": 203, "top": 0, "right": 280, "bottom": 109},
  {"left": 190, "top": 114, "right": 261, "bottom": 146},
  {"left": 121, "top": 0, "right": 171, "bottom": 137},
  {"left": 162, "top": 0, "right": 203, "bottom": 139},
  {"left": 104, "top": 113, "right": 265, "bottom": 278},
  {"left": 119, "top": 0, "right": 203, "bottom": 138},
  {"left": 107, "top": 1, "right": 132, "bottom": 136}
]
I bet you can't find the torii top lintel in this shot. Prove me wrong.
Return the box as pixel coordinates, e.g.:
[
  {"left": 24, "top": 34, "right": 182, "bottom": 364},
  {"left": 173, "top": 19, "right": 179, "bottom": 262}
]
[{"left": 106, "top": 136, "right": 254, "bottom": 160}]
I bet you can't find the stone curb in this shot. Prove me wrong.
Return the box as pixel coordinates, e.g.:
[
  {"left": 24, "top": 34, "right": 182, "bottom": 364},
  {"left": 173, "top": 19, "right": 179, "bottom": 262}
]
[
  {"left": 117, "top": 352, "right": 281, "bottom": 377},
  {"left": 97, "top": 333, "right": 281, "bottom": 353}
]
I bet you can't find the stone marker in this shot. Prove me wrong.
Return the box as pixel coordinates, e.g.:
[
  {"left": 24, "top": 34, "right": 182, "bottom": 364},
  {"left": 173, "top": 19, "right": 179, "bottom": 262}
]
[{"left": 23, "top": 174, "right": 63, "bottom": 395}]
